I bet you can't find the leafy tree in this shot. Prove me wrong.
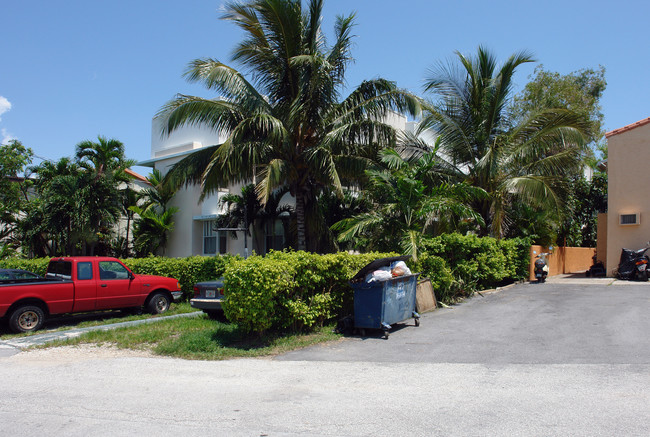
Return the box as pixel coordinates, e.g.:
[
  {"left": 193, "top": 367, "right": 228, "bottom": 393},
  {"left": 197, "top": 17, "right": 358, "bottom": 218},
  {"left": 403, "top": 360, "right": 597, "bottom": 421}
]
[
  {"left": 160, "top": 0, "right": 420, "bottom": 252},
  {"left": 420, "top": 46, "right": 590, "bottom": 238},
  {"left": 509, "top": 66, "right": 608, "bottom": 246},
  {"left": 511, "top": 65, "right": 606, "bottom": 145},
  {"left": 0, "top": 140, "right": 33, "bottom": 256}
]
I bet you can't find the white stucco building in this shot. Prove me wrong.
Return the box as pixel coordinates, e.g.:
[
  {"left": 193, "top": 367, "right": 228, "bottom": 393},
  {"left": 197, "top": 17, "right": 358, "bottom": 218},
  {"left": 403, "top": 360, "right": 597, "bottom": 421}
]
[
  {"left": 140, "top": 113, "right": 415, "bottom": 258},
  {"left": 138, "top": 119, "right": 252, "bottom": 258}
]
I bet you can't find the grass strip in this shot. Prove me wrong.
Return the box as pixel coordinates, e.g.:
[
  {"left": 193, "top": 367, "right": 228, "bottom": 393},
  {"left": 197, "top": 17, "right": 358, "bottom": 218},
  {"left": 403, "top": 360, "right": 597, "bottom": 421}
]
[{"left": 37, "top": 314, "right": 342, "bottom": 360}]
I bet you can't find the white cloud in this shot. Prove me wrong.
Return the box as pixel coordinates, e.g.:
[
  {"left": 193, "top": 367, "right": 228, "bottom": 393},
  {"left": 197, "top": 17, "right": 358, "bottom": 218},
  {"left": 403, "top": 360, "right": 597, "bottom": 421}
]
[
  {"left": 1, "top": 128, "right": 15, "bottom": 145},
  {"left": 0, "top": 96, "right": 11, "bottom": 121}
]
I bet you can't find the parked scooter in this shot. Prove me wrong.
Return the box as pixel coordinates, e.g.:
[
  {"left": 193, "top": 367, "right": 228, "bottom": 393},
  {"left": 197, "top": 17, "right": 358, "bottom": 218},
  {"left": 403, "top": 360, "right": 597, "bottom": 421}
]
[
  {"left": 533, "top": 247, "right": 553, "bottom": 283},
  {"left": 616, "top": 243, "right": 650, "bottom": 281}
]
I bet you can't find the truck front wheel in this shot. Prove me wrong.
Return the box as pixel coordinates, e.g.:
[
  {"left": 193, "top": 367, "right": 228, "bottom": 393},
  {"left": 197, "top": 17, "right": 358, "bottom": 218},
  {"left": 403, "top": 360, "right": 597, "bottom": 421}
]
[
  {"left": 9, "top": 305, "right": 45, "bottom": 333},
  {"left": 146, "top": 293, "right": 171, "bottom": 314}
]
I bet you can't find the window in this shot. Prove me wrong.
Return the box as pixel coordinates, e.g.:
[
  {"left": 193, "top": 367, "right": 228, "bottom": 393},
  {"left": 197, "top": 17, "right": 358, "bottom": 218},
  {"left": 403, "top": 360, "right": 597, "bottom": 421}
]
[
  {"left": 77, "top": 262, "right": 93, "bottom": 280},
  {"left": 265, "top": 219, "right": 285, "bottom": 253},
  {"left": 203, "top": 220, "right": 227, "bottom": 255},
  {"left": 98, "top": 261, "right": 130, "bottom": 280},
  {"left": 47, "top": 261, "right": 72, "bottom": 279}
]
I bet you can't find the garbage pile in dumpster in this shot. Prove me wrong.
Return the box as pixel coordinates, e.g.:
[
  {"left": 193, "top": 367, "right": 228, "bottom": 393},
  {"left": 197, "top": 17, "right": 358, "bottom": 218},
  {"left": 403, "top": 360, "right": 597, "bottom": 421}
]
[{"left": 365, "top": 260, "right": 412, "bottom": 283}]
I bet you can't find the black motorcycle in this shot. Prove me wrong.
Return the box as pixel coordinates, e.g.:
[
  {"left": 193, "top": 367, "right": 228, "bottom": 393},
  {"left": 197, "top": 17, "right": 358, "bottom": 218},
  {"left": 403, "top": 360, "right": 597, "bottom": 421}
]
[{"left": 616, "top": 245, "right": 650, "bottom": 281}]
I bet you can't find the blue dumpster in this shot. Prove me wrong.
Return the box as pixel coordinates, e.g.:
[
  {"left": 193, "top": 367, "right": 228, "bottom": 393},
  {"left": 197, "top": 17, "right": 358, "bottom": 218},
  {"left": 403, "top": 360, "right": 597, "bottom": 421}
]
[{"left": 349, "top": 256, "right": 420, "bottom": 338}]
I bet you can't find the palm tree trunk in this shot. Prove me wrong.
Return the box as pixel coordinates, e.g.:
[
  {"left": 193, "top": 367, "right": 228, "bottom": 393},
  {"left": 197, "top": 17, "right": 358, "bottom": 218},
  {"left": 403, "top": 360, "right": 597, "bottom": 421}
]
[{"left": 295, "top": 191, "right": 306, "bottom": 251}]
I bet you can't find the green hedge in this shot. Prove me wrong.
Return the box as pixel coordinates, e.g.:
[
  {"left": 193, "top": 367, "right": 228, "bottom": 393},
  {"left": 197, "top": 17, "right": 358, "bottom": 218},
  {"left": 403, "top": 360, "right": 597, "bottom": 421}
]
[
  {"left": 416, "top": 233, "right": 530, "bottom": 302},
  {"left": 0, "top": 258, "right": 51, "bottom": 276},
  {"left": 0, "top": 238, "right": 529, "bottom": 333},
  {"left": 222, "top": 251, "right": 396, "bottom": 334},
  {"left": 123, "top": 255, "right": 236, "bottom": 298}
]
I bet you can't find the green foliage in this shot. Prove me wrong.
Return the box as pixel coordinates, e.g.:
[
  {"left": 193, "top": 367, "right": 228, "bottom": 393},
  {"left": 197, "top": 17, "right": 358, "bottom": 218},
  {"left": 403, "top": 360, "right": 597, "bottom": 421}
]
[
  {"left": 421, "top": 47, "right": 589, "bottom": 238},
  {"left": 160, "top": 0, "right": 420, "bottom": 252},
  {"left": 222, "top": 251, "right": 395, "bottom": 334},
  {"left": 19, "top": 137, "right": 133, "bottom": 257},
  {"left": 130, "top": 170, "right": 180, "bottom": 257},
  {"left": 0, "top": 257, "right": 51, "bottom": 276},
  {"left": 557, "top": 174, "right": 607, "bottom": 247},
  {"left": 417, "top": 234, "right": 530, "bottom": 302},
  {"left": 415, "top": 253, "right": 454, "bottom": 302},
  {"left": 0, "top": 140, "right": 33, "bottom": 255},
  {"left": 332, "top": 148, "right": 485, "bottom": 259},
  {"left": 511, "top": 65, "right": 607, "bottom": 145},
  {"left": 123, "top": 255, "right": 235, "bottom": 298}
]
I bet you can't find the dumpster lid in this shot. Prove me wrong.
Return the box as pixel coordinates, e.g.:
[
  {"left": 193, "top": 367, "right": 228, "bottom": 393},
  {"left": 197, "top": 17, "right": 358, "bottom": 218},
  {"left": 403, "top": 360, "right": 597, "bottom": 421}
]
[{"left": 350, "top": 255, "right": 412, "bottom": 282}]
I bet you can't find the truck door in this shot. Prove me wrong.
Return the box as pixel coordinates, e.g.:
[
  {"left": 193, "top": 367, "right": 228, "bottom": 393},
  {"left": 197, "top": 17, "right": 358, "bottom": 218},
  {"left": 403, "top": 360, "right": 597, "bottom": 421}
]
[
  {"left": 72, "top": 261, "right": 97, "bottom": 312},
  {"left": 97, "top": 261, "right": 139, "bottom": 309}
]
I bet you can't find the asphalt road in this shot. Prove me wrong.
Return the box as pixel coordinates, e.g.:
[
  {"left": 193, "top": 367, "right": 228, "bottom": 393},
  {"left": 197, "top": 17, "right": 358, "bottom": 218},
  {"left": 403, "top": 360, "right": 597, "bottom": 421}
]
[{"left": 1, "top": 279, "right": 649, "bottom": 436}]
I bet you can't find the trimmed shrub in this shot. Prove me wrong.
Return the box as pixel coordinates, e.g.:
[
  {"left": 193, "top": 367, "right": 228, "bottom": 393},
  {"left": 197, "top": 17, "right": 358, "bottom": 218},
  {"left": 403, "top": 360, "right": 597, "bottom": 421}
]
[
  {"left": 123, "top": 255, "right": 235, "bottom": 298},
  {"left": 0, "top": 258, "right": 51, "bottom": 276},
  {"left": 418, "top": 233, "right": 531, "bottom": 302},
  {"left": 222, "top": 250, "right": 396, "bottom": 334}
]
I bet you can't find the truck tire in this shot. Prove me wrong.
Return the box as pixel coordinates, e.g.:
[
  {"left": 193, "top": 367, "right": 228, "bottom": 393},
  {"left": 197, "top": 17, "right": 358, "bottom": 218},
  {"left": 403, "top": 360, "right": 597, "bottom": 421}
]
[
  {"left": 146, "top": 292, "right": 171, "bottom": 314},
  {"left": 9, "top": 305, "right": 46, "bottom": 333}
]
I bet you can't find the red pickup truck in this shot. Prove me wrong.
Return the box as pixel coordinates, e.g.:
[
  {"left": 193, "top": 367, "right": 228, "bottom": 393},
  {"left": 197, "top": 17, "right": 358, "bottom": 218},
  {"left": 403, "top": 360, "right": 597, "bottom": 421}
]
[{"left": 0, "top": 257, "right": 182, "bottom": 333}]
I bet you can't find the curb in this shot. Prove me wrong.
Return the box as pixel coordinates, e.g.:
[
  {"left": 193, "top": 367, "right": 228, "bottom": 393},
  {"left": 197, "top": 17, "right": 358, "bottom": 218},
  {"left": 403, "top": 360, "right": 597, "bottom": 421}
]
[{"left": 0, "top": 311, "right": 203, "bottom": 350}]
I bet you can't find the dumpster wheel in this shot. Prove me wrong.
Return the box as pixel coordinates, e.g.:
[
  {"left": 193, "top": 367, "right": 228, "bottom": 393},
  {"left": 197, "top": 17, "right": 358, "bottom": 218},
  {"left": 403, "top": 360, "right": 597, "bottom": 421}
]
[{"left": 415, "top": 318, "right": 420, "bottom": 327}]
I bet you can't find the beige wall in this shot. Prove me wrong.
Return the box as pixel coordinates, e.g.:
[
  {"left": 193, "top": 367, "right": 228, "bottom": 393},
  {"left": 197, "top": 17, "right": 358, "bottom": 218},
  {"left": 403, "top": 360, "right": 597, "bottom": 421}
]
[
  {"left": 606, "top": 121, "right": 650, "bottom": 275},
  {"left": 529, "top": 246, "right": 596, "bottom": 281},
  {"left": 596, "top": 212, "right": 607, "bottom": 265}
]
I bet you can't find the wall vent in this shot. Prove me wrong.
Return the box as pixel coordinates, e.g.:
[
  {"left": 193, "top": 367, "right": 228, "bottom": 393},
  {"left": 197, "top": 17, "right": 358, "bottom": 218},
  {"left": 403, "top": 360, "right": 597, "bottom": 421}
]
[{"left": 619, "top": 213, "right": 640, "bottom": 225}]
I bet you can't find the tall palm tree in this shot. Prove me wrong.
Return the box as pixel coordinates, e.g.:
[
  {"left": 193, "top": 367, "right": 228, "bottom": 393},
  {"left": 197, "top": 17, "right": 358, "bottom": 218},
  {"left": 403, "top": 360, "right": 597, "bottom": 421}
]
[
  {"left": 420, "top": 46, "right": 589, "bottom": 237},
  {"left": 74, "top": 136, "right": 134, "bottom": 254},
  {"left": 159, "top": 0, "right": 420, "bottom": 251}
]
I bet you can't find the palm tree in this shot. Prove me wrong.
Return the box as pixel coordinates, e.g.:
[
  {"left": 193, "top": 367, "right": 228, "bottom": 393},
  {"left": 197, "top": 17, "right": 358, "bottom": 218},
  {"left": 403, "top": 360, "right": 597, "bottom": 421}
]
[
  {"left": 419, "top": 46, "right": 589, "bottom": 237},
  {"left": 218, "top": 184, "right": 293, "bottom": 253},
  {"left": 159, "top": 0, "right": 420, "bottom": 251},
  {"left": 332, "top": 149, "right": 484, "bottom": 260},
  {"left": 130, "top": 206, "right": 178, "bottom": 256},
  {"left": 75, "top": 135, "right": 134, "bottom": 180},
  {"left": 74, "top": 136, "right": 134, "bottom": 254},
  {"left": 139, "top": 169, "right": 177, "bottom": 213}
]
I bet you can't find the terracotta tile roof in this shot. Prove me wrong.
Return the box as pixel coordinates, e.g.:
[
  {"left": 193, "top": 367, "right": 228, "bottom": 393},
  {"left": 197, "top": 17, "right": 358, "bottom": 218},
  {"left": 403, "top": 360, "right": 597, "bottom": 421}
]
[
  {"left": 605, "top": 117, "right": 650, "bottom": 138},
  {"left": 125, "top": 168, "right": 149, "bottom": 183}
]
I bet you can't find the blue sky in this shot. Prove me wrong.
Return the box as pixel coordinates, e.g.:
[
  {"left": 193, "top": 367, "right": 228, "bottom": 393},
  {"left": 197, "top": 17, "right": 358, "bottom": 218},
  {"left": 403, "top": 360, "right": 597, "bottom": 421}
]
[{"left": 2, "top": 0, "right": 649, "bottom": 175}]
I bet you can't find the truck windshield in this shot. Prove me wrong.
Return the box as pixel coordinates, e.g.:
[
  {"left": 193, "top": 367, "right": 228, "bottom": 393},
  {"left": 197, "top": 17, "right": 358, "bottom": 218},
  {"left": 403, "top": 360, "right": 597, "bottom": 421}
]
[{"left": 47, "top": 261, "right": 72, "bottom": 279}]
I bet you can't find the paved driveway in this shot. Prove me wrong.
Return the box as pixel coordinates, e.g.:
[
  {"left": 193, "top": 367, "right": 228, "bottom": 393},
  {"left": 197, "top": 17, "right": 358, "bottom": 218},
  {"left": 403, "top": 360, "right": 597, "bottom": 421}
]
[
  {"left": 1, "top": 280, "right": 649, "bottom": 436},
  {"left": 278, "top": 278, "right": 650, "bottom": 365}
]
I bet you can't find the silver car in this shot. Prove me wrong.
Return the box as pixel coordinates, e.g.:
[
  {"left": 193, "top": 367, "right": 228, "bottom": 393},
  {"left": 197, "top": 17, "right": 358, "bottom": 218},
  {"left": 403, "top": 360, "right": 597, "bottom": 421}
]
[{"left": 190, "top": 278, "right": 225, "bottom": 319}]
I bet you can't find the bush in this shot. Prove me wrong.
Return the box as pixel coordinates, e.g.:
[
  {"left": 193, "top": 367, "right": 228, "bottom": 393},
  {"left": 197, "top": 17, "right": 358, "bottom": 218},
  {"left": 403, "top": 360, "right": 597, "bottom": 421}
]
[
  {"left": 222, "top": 251, "right": 396, "bottom": 334},
  {"left": 0, "top": 258, "right": 51, "bottom": 276},
  {"left": 123, "top": 255, "right": 235, "bottom": 299},
  {"left": 418, "top": 234, "right": 530, "bottom": 303}
]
